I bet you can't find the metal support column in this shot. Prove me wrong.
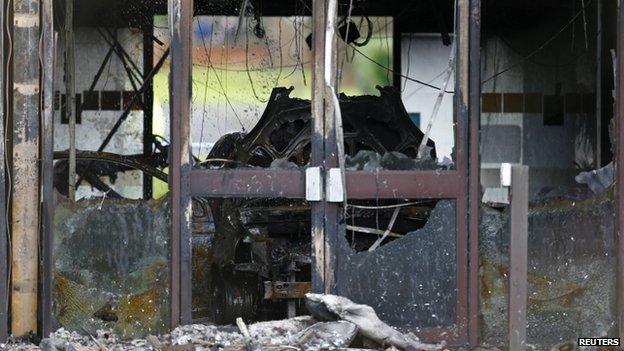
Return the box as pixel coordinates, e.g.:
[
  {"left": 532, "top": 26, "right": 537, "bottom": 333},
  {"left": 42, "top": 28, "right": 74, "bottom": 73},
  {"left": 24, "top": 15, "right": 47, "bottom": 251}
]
[
  {"left": 11, "top": 0, "right": 41, "bottom": 336},
  {"left": 322, "top": 0, "right": 339, "bottom": 293},
  {"left": 0, "top": 0, "right": 7, "bottom": 341},
  {"left": 40, "top": 0, "right": 55, "bottom": 338},
  {"left": 168, "top": 0, "right": 193, "bottom": 326},
  {"left": 392, "top": 15, "right": 401, "bottom": 91},
  {"left": 597, "top": 0, "right": 603, "bottom": 168},
  {"left": 505, "top": 164, "right": 529, "bottom": 351},
  {"left": 616, "top": 0, "right": 624, "bottom": 340},
  {"left": 143, "top": 20, "right": 154, "bottom": 199},
  {"left": 310, "top": 0, "right": 327, "bottom": 293},
  {"left": 65, "top": 0, "right": 76, "bottom": 201},
  {"left": 468, "top": 0, "right": 481, "bottom": 345}
]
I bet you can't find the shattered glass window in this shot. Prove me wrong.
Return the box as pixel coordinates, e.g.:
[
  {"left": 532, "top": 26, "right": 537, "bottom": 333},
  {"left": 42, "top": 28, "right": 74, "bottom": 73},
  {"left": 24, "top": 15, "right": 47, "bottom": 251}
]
[
  {"left": 336, "top": 200, "right": 458, "bottom": 329},
  {"left": 51, "top": 6, "right": 172, "bottom": 338},
  {"left": 53, "top": 196, "right": 170, "bottom": 337},
  {"left": 479, "top": 0, "right": 617, "bottom": 347}
]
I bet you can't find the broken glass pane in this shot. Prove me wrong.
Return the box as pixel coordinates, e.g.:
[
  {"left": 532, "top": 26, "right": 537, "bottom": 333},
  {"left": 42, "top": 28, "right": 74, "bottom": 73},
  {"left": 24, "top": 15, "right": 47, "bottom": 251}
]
[
  {"left": 53, "top": 195, "right": 170, "bottom": 338},
  {"left": 335, "top": 200, "right": 457, "bottom": 329},
  {"left": 480, "top": 193, "right": 616, "bottom": 345}
]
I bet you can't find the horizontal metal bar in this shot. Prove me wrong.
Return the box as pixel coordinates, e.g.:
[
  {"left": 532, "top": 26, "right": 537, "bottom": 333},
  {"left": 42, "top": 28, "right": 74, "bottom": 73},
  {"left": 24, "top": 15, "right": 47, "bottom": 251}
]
[
  {"left": 190, "top": 169, "right": 462, "bottom": 199},
  {"left": 190, "top": 169, "right": 306, "bottom": 198},
  {"left": 345, "top": 171, "right": 463, "bottom": 199}
]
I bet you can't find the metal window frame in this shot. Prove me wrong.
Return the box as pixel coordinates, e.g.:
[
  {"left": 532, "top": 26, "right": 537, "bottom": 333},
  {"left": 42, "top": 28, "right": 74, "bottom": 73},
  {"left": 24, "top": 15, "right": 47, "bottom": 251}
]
[
  {"left": 0, "top": 0, "right": 7, "bottom": 341},
  {"left": 616, "top": 0, "right": 624, "bottom": 340},
  {"left": 23, "top": 0, "right": 624, "bottom": 345},
  {"left": 167, "top": 0, "right": 481, "bottom": 345}
]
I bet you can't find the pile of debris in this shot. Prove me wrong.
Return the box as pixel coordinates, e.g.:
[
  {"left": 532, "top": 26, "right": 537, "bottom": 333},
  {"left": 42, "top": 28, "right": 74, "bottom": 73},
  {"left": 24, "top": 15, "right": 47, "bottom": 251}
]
[{"left": 3, "top": 294, "right": 445, "bottom": 351}]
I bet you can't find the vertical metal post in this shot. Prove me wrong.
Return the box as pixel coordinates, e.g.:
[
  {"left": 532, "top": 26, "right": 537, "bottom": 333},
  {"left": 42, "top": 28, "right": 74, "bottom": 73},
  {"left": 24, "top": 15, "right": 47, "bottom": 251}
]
[
  {"left": 65, "top": 0, "right": 76, "bottom": 201},
  {"left": 12, "top": 0, "right": 41, "bottom": 336},
  {"left": 143, "top": 20, "right": 154, "bottom": 200},
  {"left": 505, "top": 164, "right": 528, "bottom": 351},
  {"left": 0, "top": 0, "right": 7, "bottom": 341},
  {"left": 596, "top": 0, "right": 603, "bottom": 168},
  {"left": 323, "top": 0, "right": 339, "bottom": 293},
  {"left": 468, "top": 0, "right": 481, "bottom": 345},
  {"left": 616, "top": 0, "right": 624, "bottom": 340},
  {"left": 392, "top": 15, "right": 401, "bottom": 91},
  {"left": 168, "top": 0, "right": 193, "bottom": 327},
  {"left": 40, "top": 0, "right": 55, "bottom": 338},
  {"left": 456, "top": 0, "right": 470, "bottom": 340},
  {"left": 310, "top": 0, "right": 326, "bottom": 293}
]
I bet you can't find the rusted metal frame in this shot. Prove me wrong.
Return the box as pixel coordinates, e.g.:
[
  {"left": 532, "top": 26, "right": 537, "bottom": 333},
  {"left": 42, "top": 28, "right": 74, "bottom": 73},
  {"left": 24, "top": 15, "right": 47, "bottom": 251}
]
[
  {"left": 345, "top": 171, "right": 463, "bottom": 199},
  {"left": 596, "top": 0, "right": 603, "bottom": 167},
  {"left": 310, "top": 0, "right": 327, "bottom": 295},
  {"left": 0, "top": 0, "right": 7, "bottom": 341},
  {"left": 616, "top": 0, "right": 624, "bottom": 340},
  {"left": 40, "top": 0, "right": 55, "bottom": 338},
  {"left": 402, "top": 2, "right": 474, "bottom": 340},
  {"left": 65, "top": 0, "right": 76, "bottom": 201},
  {"left": 508, "top": 165, "right": 528, "bottom": 351},
  {"left": 190, "top": 169, "right": 305, "bottom": 198},
  {"left": 143, "top": 20, "right": 154, "bottom": 199},
  {"left": 448, "top": 0, "right": 471, "bottom": 344},
  {"left": 168, "top": 0, "right": 193, "bottom": 327},
  {"left": 189, "top": 169, "right": 463, "bottom": 199},
  {"left": 467, "top": 0, "right": 481, "bottom": 345},
  {"left": 12, "top": 0, "right": 42, "bottom": 336},
  {"left": 316, "top": 0, "right": 474, "bottom": 344}
]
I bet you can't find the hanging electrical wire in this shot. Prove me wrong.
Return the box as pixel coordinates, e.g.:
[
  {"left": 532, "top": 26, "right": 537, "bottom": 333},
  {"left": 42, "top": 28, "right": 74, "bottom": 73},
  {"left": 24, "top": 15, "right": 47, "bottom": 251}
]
[
  {"left": 197, "top": 18, "right": 215, "bottom": 157},
  {"left": 197, "top": 17, "right": 246, "bottom": 131},
  {"left": 482, "top": 0, "right": 594, "bottom": 84},
  {"left": 350, "top": 46, "right": 454, "bottom": 93}
]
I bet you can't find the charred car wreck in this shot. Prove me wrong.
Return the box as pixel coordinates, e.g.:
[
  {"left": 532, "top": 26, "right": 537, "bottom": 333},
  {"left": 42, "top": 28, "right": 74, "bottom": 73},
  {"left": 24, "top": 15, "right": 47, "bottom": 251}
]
[{"left": 53, "top": 86, "right": 440, "bottom": 324}]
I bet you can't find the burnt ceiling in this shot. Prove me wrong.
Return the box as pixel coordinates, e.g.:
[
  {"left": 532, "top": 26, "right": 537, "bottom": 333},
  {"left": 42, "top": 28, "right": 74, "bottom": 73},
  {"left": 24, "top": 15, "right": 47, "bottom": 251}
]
[{"left": 55, "top": 0, "right": 584, "bottom": 34}]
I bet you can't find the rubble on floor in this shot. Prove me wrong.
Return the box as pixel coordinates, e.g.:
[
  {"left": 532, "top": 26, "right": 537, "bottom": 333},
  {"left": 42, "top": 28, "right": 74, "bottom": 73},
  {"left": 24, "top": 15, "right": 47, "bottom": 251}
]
[{"left": 2, "top": 294, "right": 444, "bottom": 351}]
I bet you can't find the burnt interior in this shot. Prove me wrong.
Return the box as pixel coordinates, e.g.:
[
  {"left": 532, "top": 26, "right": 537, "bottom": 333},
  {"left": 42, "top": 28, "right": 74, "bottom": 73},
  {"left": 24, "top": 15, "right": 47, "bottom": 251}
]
[{"left": 200, "top": 86, "right": 439, "bottom": 323}]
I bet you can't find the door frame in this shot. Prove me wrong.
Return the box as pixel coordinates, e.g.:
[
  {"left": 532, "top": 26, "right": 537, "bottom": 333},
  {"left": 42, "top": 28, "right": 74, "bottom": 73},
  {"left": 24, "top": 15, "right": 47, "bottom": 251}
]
[{"left": 167, "top": 0, "right": 481, "bottom": 345}]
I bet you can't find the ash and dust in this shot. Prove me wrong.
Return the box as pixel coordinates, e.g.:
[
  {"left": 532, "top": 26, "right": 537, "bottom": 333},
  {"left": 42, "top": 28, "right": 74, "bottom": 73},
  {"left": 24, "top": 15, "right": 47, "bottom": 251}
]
[{"left": 4, "top": 294, "right": 446, "bottom": 351}]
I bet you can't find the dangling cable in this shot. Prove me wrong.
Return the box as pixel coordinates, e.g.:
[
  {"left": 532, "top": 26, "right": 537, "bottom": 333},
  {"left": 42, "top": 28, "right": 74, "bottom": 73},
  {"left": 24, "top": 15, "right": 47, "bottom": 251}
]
[{"left": 417, "top": 0, "right": 458, "bottom": 159}]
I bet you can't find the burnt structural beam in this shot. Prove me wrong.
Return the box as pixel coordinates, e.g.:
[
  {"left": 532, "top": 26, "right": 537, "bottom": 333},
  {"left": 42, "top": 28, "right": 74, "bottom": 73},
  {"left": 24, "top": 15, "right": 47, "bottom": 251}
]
[
  {"left": 39, "top": 0, "right": 56, "bottom": 337},
  {"left": 392, "top": 13, "right": 401, "bottom": 90},
  {"left": 0, "top": 0, "right": 7, "bottom": 341},
  {"left": 40, "top": 0, "right": 55, "bottom": 338},
  {"left": 596, "top": 0, "right": 602, "bottom": 168},
  {"left": 168, "top": 0, "right": 193, "bottom": 326},
  {"left": 143, "top": 19, "right": 155, "bottom": 199},
  {"left": 617, "top": 0, "right": 624, "bottom": 340},
  {"left": 454, "top": 0, "right": 470, "bottom": 342},
  {"left": 12, "top": 0, "right": 41, "bottom": 336},
  {"left": 65, "top": 0, "right": 76, "bottom": 201},
  {"left": 467, "top": 0, "right": 481, "bottom": 345},
  {"left": 322, "top": 0, "right": 339, "bottom": 294},
  {"left": 310, "top": 0, "right": 327, "bottom": 293},
  {"left": 506, "top": 164, "right": 529, "bottom": 351}
]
